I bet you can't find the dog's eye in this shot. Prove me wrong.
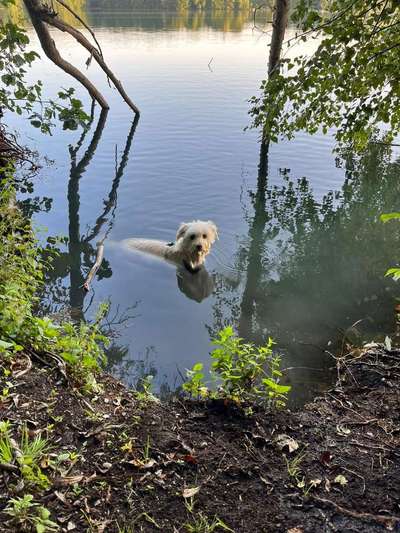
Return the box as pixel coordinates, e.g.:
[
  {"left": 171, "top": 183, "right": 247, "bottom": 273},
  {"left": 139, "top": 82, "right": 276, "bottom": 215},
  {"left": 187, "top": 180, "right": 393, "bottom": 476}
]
[
  {"left": 190, "top": 234, "right": 195, "bottom": 240},
  {"left": 202, "top": 234, "right": 207, "bottom": 239}
]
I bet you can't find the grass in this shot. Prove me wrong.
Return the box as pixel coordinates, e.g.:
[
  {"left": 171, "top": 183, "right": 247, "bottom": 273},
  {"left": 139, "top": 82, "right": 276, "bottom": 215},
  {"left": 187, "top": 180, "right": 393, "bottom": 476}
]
[
  {"left": 284, "top": 449, "right": 307, "bottom": 479},
  {"left": 0, "top": 420, "right": 13, "bottom": 463},
  {"left": 183, "top": 497, "right": 233, "bottom": 533},
  {"left": 183, "top": 512, "right": 233, "bottom": 533}
]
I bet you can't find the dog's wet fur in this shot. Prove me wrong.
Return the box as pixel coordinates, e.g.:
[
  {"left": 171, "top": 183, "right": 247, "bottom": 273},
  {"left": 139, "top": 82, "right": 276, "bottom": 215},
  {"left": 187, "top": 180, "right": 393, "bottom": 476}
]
[{"left": 122, "top": 220, "right": 218, "bottom": 272}]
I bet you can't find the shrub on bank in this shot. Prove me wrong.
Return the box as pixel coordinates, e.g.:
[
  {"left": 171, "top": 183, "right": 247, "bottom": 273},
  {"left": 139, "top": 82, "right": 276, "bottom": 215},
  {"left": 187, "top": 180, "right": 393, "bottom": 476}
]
[{"left": 0, "top": 170, "right": 108, "bottom": 392}]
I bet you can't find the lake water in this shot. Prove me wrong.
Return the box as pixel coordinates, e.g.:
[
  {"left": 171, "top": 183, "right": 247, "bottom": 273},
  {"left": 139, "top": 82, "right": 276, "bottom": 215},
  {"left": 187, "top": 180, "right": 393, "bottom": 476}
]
[{"left": 7, "top": 6, "right": 400, "bottom": 405}]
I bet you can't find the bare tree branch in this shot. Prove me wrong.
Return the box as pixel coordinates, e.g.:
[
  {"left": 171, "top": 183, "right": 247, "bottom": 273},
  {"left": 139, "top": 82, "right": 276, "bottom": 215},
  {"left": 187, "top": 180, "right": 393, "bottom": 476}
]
[
  {"left": 54, "top": 0, "right": 104, "bottom": 60},
  {"left": 39, "top": 7, "right": 140, "bottom": 115},
  {"left": 23, "top": 0, "right": 109, "bottom": 110}
]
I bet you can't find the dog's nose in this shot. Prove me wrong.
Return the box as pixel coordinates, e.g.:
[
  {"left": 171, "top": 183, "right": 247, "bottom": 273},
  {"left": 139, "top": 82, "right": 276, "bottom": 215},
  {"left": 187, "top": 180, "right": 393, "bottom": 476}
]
[{"left": 196, "top": 244, "right": 203, "bottom": 252}]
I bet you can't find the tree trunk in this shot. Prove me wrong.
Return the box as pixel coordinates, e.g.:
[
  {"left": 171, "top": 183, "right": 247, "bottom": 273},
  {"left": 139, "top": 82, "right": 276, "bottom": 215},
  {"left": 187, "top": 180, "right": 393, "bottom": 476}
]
[
  {"left": 238, "top": 0, "right": 290, "bottom": 339},
  {"left": 268, "top": 0, "right": 289, "bottom": 77}
]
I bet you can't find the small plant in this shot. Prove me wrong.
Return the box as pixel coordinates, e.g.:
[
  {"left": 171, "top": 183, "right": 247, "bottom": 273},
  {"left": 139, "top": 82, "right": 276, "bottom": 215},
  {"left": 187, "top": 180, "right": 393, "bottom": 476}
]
[
  {"left": 183, "top": 363, "right": 208, "bottom": 398},
  {"left": 20, "top": 425, "right": 50, "bottom": 464},
  {"left": 183, "top": 327, "right": 291, "bottom": 408},
  {"left": 184, "top": 511, "right": 233, "bottom": 533},
  {"left": 0, "top": 421, "right": 51, "bottom": 488},
  {"left": 284, "top": 448, "right": 321, "bottom": 496},
  {"left": 18, "top": 425, "right": 51, "bottom": 490},
  {"left": 143, "top": 434, "right": 151, "bottom": 462},
  {"left": 0, "top": 422, "right": 51, "bottom": 489},
  {"left": 4, "top": 494, "right": 58, "bottom": 532},
  {"left": 0, "top": 420, "right": 13, "bottom": 463},
  {"left": 133, "top": 374, "right": 159, "bottom": 404},
  {"left": 284, "top": 449, "right": 306, "bottom": 480}
]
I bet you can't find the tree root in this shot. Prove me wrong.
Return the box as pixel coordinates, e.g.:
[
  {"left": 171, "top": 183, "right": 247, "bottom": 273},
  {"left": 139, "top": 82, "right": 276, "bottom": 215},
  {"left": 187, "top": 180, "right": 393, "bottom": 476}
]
[{"left": 312, "top": 495, "right": 400, "bottom": 530}]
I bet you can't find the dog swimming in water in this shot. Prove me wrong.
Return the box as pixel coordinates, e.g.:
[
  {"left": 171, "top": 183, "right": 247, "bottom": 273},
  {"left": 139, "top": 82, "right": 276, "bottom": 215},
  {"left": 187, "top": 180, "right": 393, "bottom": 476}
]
[{"left": 122, "top": 220, "right": 218, "bottom": 273}]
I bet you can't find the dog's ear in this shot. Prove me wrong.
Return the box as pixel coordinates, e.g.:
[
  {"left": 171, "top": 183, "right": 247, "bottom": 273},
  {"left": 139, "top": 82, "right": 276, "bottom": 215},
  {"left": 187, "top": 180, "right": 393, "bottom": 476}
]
[
  {"left": 176, "top": 222, "right": 189, "bottom": 241},
  {"left": 207, "top": 221, "right": 218, "bottom": 242}
]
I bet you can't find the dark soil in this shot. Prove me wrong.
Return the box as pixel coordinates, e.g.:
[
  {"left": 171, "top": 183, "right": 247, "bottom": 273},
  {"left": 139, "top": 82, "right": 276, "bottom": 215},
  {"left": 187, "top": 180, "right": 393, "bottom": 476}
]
[{"left": 1, "top": 345, "right": 400, "bottom": 532}]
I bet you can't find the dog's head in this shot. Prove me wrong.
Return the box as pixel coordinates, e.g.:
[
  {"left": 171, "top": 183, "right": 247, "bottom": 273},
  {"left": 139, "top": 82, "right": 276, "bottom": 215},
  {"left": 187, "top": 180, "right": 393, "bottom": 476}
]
[{"left": 176, "top": 220, "right": 218, "bottom": 266}]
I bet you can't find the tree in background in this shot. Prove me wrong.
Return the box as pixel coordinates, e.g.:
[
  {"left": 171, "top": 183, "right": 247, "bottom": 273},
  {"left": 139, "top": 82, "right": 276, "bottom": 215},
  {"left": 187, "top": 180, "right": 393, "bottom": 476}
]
[{"left": 250, "top": 0, "right": 400, "bottom": 149}]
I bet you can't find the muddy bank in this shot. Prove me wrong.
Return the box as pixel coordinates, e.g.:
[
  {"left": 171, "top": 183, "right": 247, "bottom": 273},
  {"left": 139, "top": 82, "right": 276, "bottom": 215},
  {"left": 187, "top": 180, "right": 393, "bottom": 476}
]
[{"left": 1, "top": 344, "right": 399, "bottom": 532}]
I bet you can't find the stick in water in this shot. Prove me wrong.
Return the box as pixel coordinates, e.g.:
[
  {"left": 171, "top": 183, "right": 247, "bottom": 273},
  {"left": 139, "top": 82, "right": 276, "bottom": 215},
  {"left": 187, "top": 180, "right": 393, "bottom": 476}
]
[{"left": 83, "top": 240, "right": 105, "bottom": 292}]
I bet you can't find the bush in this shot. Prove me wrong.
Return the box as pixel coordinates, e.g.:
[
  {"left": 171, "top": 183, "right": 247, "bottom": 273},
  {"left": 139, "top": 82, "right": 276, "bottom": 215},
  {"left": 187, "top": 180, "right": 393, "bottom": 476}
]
[
  {"left": 183, "top": 326, "right": 290, "bottom": 409},
  {"left": 0, "top": 171, "right": 108, "bottom": 391}
]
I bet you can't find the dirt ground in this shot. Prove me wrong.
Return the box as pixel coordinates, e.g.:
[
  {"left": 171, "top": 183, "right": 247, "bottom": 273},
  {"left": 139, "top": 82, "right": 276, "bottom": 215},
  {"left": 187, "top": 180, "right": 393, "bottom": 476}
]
[{"left": 1, "top": 344, "right": 399, "bottom": 532}]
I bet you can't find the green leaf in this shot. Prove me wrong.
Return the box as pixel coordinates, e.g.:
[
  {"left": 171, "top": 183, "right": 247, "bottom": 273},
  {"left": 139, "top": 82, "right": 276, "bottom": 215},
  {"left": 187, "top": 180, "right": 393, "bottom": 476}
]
[
  {"left": 380, "top": 212, "right": 400, "bottom": 223},
  {"left": 0, "top": 339, "right": 14, "bottom": 349}
]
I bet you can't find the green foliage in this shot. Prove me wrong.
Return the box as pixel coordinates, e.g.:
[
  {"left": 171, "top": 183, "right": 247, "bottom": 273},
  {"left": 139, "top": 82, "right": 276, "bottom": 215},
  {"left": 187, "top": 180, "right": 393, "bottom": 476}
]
[
  {"left": 183, "top": 513, "right": 233, "bottom": 533},
  {"left": 381, "top": 212, "right": 400, "bottom": 280},
  {"left": 0, "top": 420, "right": 13, "bottom": 463},
  {"left": 4, "top": 494, "right": 59, "bottom": 533},
  {"left": 18, "top": 425, "right": 51, "bottom": 489},
  {"left": 0, "top": 174, "right": 108, "bottom": 391},
  {"left": 183, "top": 326, "right": 290, "bottom": 408},
  {"left": 183, "top": 362, "right": 208, "bottom": 398},
  {"left": 183, "top": 496, "right": 234, "bottom": 533},
  {"left": 249, "top": 0, "right": 400, "bottom": 149},
  {"left": 133, "top": 374, "right": 159, "bottom": 404},
  {"left": 0, "top": 1, "right": 88, "bottom": 132},
  {"left": 381, "top": 212, "right": 400, "bottom": 223},
  {"left": 0, "top": 421, "right": 51, "bottom": 489}
]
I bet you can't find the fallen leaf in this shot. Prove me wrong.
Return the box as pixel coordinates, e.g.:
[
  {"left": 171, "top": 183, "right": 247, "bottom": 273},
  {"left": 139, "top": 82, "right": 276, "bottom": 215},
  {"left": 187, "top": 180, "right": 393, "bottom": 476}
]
[
  {"left": 334, "top": 474, "right": 348, "bottom": 486},
  {"left": 287, "top": 528, "right": 303, "bottom": 533},
  {"left": 127, "top": 458, "right": 156, "bottom": 469},
  {"left": 55, "top": 473, "right": 97, "bottom": 487},
  {"left": 55, "top": 475, "right": 84, "bottom": 486},
  {"left": 96, "top": 521, "right": 111, "bottom": 533},
  {"left": 54, "top": 491, "right": 68, "bottom": 504},
  {"left": 97, "top": 462, "right": 112, "bottom": 473},
  {"left": 363, "top": 342, "right": 379, "bottom": 349},
  {"left": 320, "top": 451, "right": 332, "bottom": 465},
  {"left": 325, "top": 478, "right": 331, "bottom": 492},
  {"left": 67, "top": 522, "right": 76, "bottom": 531},
  {"left": 336, "top": 424, "right": 351, "bottom": 436},
  {"left": 384, "top": 336, "right": 392, "bottom": 351},
  {"left": 183, "top": 454, "right": 198, "bottom": 465},
  {"left": 182, "top": 486, "right": 200, "bottom": 498},
  {"left": 275, "top": 434, "right": 299, "bottom": 453}
]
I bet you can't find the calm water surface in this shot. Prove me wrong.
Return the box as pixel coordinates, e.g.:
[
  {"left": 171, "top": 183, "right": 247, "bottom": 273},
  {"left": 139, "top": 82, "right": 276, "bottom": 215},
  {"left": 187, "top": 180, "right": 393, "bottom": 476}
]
[{"left": 8, "top": 8, "right": 400, "bottom": 405}]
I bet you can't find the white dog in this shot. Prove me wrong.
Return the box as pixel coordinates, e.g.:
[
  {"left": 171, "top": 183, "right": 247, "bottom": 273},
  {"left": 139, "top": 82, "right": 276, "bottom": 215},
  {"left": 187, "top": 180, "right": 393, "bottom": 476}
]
[{"left": 122, "top": 220, "right": 218, "bottom": 273}]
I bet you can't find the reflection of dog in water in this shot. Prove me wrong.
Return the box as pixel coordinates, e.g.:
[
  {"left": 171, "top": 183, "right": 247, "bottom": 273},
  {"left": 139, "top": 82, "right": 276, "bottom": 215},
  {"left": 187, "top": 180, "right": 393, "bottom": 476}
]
[
  {"left": 176, "top": 264, "right": 215, "bottom": 302},
  {"left": 122, "top": 220, "right": 218, "bottom": 273}
]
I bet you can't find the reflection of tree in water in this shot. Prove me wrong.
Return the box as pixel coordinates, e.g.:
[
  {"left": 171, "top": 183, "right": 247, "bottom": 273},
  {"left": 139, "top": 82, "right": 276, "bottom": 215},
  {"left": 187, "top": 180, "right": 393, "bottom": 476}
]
[
  {"left": 5, "top": 0, "right": 89, "bottom": 26},
  {"left": 6, "top": 0, "right": 271, "bottom": 34},
  {"left": 37, "top": 109, "right": 166, "bottom": 390},
  {"left": 85, "top": 0, "right": 268, "bottom": 32},
  {"left": 42, "top": 107, "right": 139, "bottom": 318},
  {"left": 211, "top": 142, "right": 400, "bottom": 403}
]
